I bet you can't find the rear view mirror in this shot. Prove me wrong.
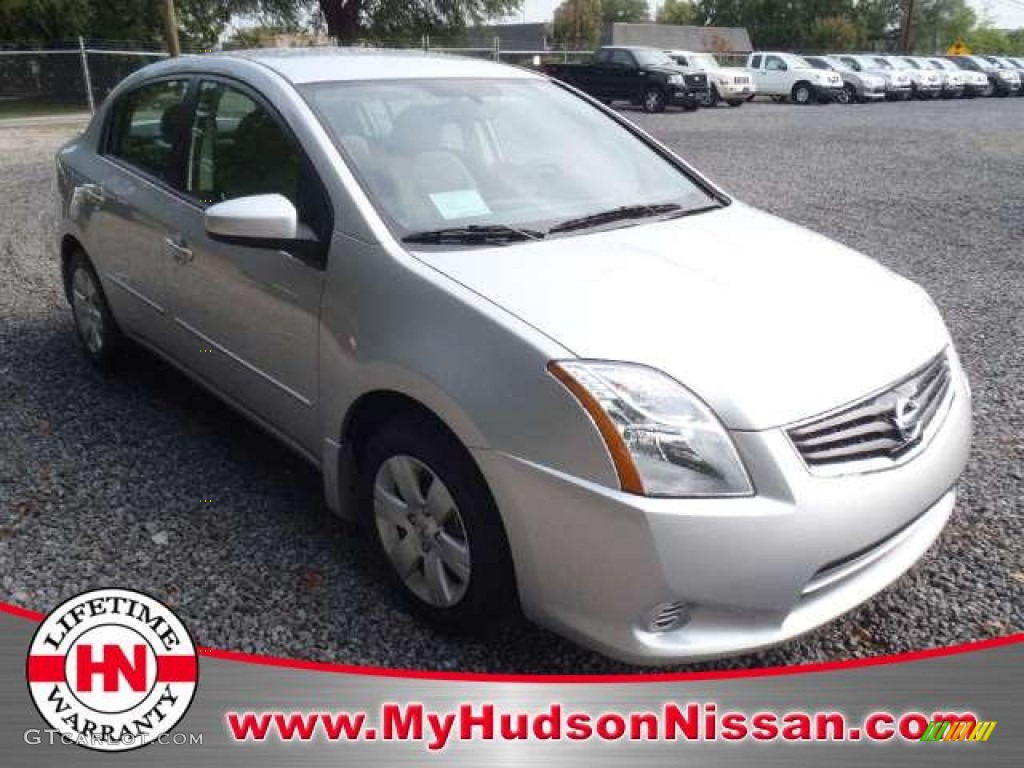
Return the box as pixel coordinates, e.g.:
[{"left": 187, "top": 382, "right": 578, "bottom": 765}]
[{"left": 205, "top": 194, "right": 298, "bottom": 242}]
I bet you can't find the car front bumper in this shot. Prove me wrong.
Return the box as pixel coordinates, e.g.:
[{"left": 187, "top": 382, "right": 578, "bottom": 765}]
[
  {"left": 860, "top": 86, "right": 887, "bottom": 100},
  {"left": 812, "top": 84, "right": 845, "bottom": 100},
  {"left": 475, "top": 359, "right": 971, "bottom": 665},
  {"left": 668, "top": 85, "right": 704, "bottom": 104},
  {"left": 718, "top": 82, "right": 755, "bottom": 98}
]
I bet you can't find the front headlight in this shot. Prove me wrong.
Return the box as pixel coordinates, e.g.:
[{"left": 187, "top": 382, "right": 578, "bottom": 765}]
[
  {"left": 549, "top": 361, "right": 753, "bottom": 497},
  {"left": 668, "top": 74, "right": 684, "bottom": 85}
]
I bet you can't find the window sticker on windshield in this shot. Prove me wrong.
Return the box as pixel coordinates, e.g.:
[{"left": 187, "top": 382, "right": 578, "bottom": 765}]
[{"left": 429, "top": 189, "right": 491, "bottom": 220}]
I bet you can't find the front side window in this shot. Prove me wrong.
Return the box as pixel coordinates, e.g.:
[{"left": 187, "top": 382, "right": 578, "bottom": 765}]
[
  {"left": 765, "top": 56, "right": 786, "bottom": 71},
  {"left": 186, "top": 81, "right": 300, "bottom": 205},
  {"left": 609, "top": 49, "right": 635, "bottom": 67},
  {"left": 302, "top": 78, "right": 718, "bottom": 242},
  {"left": 108, "top": 79, "right": 189, "bottom": 181}
]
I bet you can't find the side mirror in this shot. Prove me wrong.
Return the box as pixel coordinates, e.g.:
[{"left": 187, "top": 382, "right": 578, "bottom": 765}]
[
  {"left": 204, "top": 193, "right": 323, "bottom": 266},
  {"left": 779, "top": 63, "right": 788, "bottom": 71},
  {"left": 205, "top": 194, "right": 298, "bottom": 243}
]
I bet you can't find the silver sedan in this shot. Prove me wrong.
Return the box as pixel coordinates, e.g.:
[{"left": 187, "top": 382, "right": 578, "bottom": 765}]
[{"left": 55, "top": 49, "right": 970, "bottom": 665}]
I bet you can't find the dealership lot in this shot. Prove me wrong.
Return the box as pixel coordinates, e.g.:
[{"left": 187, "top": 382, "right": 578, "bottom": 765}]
[{"left": 0, "top": 98, "right": 1020, "bottom": 674}]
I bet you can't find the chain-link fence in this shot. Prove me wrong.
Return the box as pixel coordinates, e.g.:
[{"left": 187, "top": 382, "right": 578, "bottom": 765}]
[
  {"left": 0, "top": 39, "right": 167, "bottom": 116},
  {"left": 0, "top": 37, "right": 742, "bottom": 118}
]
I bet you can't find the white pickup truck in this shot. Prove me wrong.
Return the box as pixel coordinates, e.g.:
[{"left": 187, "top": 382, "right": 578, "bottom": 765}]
[
  {"left": 664, "top": 50, "right": 756, "bottom": 107},
  {"left": 746, "top": 52, "right": 844, "bottom": 104}
]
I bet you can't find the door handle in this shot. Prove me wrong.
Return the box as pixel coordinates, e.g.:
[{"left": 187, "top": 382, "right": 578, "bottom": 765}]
[{"left": 164, "top": 237, "right": 194, "bottom": 264}]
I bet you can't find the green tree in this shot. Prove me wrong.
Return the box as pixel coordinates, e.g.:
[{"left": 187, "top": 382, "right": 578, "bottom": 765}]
[
  {"left": 806, "top": 14, "right": 864, "bottom": 51},
  {"left": 1007, "top": 28, "right": 1024, "bottom": 55},
  {"left": 657, "top": 0, "right": 696, "bottom": 25},
  {"left": 318, "top": 0, "right": 522, "bottom": 43},
  {"left": 552, "top": 0, "right": 603, "bottom": 49},
  {"left": 601, "top": 0, "right": 649, "bottom": 22},
  {"left": 0, "top": 0, "right": 93, "bottom": 45},
  {"left": 965, "top": 25, "right": 1010, "bottom": 54},
  {"left": 911, "top": 0, "right": 976, "bottom": 53}
]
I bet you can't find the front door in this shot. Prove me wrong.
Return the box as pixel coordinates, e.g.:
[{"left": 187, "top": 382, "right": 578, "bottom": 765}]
[{"left": 161, "top": 79, "right": 332, "bottom": 452}]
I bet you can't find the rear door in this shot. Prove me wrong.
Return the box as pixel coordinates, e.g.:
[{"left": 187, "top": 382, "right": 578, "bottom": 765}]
[
  {"left": 89, "top": 77, "right": 192, "bottom": 345},
  {"left": 159, "top": 78, "right": 332, "bottom": 452}
]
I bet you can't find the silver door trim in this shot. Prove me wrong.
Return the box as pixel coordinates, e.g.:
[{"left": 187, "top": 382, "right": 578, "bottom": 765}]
[
  {"left": 106, "top": 272, "right": 166, "bottom": 314},
  {"left": 173, "top": 316, "right": 313, "bottom": 408}
]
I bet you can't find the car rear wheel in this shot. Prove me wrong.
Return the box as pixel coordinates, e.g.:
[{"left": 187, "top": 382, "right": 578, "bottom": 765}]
[
  {"left": 67, "top": 249, "right": 121, "bottom": 369},
  {"left": 359, "top": 416, "right": 517, "bottom": 633},
  {"left": 792, "top": 82, "right": 813, "bottom": 104},
  {"left": 726, "top": 99, "right": 743, "bottom": 107},
  {"left": 836, "top": 83, "right": 856, "bottom": 104},
  {"left": 641, "top": 87, "right": 666, "bottom": 113}
]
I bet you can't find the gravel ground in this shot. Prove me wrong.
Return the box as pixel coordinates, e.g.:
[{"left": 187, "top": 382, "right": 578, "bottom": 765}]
[{"left": 1, "top": 99, "right": 1021, "bottom": 674}]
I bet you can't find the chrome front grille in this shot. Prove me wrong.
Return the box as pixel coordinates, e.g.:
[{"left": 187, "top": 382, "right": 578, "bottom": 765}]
[{"left": 788, "top": 351, "right": 953, "bottom": 474}]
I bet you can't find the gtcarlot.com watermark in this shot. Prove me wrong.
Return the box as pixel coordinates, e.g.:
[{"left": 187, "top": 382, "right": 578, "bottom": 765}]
[{"left": 24, "top": 729, "right": 203, "bottom": 747}]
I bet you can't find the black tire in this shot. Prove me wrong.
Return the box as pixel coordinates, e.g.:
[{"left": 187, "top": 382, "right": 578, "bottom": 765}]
[
  {"left": 837, "top": 83, "right": 856, "bottom": 104},
  {"left": 641, "top": 86, "right": 666, "bottom": 113},
  {"left": 726, "top": 99, "right": 744, "bottom": 107},
  {"left": 66, "top": 249, "right": 122, "bottom": 369},
  {"left": 791, "top": 82, "right": 813, "bottom": 105},
  {"left": 770, "top": 94, "right": 786, "bottom": 103},
  {"left": 705, "top": 85, "right": 720, "bottom": 107},
  {"left": 358, "top": 415, "right": 517, "bottom": 633}
]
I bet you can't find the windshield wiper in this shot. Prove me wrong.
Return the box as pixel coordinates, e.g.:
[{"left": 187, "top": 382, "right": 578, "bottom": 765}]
[
  {"left": 547, "top": 203, "right": 684, "bottom": 235},
  {"left": 402, "top": 224, "right": 545, "bottom": 246}
]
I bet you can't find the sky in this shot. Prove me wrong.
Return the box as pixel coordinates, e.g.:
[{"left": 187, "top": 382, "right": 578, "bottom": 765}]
[{"left": 509, "top": 0, "right": 1024, "bottom": 31}]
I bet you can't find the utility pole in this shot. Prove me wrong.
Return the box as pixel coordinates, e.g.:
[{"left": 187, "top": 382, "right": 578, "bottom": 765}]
[
  {"left": 161, "top": 0, "right": 182, "bottom": 57},
  {"left": 899, "top": 0, "right": 915, "bottom": 53}
]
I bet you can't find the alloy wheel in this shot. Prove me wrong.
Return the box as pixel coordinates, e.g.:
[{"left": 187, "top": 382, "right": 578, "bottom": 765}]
[
  {"left": 71, "top": 267, "right": 105, "bottom": 355},
  {"left": 374, "top": 454, "right": 471, "bottom": 608}
]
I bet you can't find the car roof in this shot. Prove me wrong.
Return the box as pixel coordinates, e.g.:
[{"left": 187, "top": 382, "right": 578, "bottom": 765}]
[{"left": 150, "top": 47, "right": 541, "bottom": 85}]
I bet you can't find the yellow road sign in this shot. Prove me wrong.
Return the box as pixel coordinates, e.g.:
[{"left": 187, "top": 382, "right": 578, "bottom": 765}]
[{"left": 946, "top": 41, "right": 970, "bottom": 55}]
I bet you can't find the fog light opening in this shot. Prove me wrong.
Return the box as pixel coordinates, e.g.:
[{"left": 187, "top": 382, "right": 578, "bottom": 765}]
[{"left": 648, "top": 601, "right": 691, "bottom": 633}]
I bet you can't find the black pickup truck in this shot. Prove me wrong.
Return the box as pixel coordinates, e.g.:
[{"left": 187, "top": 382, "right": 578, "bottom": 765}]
[{"left": 543, "top": 46, "right": 709, "bottom": 113}]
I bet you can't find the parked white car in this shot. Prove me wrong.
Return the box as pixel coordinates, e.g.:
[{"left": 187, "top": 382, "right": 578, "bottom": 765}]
[
  {"left": 746, "top": 52, "right": 844, "bottom": 104},
  {"left": 928, "top": 57, "right": 988, "bottom": 97},
  {"left": 878, "top": 55, "right": 943, "bottom": 99},
  {"left": 664, "top": 50, "right": 756, "bottom": 106}
]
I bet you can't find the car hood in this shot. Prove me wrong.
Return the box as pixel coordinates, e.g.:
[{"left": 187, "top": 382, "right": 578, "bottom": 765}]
[{"left": 412, "top": 203, "right": 949, "bottom": 431}]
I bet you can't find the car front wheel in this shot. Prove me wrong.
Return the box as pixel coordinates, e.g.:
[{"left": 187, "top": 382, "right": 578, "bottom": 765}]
[
  {"left": 792, "top": 83, "right": 813, "bottom": 104},
  {"left": 67, "top": 249, "right": 121, "bottom": 369},
  {"left": 642, "top": 87, "right": 667, "bottom": 113},
  {"left": 359, "top": 416, "right": 517, "bottom": 633}
]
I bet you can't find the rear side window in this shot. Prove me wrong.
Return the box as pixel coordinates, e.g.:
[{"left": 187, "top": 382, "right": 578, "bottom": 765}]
[
  {"left": 107, "top": 80, "right": 190, "bottom": 182},
  {"left": 750, "top": 55, "right": 762, "bottom": 69}
]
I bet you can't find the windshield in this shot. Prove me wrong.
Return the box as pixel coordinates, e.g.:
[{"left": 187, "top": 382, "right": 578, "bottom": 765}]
[
  {"left": 872, "top": 58, "right": 894, "bottom": 69},
  {"left": 806, "top": 57, "right": 830, "bottom": 70},
  {"left": 824, "top": 57, "right": 850, "bottom": 72},
  {"left": 634, "top": 49, "right": 674, "bottom": 67},
  {"left": 901, "top": 58, "right": 921, "bottom": 69},
  {"left": 785, "top": 54, "right": 814, "bottom": 69},
  {"left": 301, "top": 79, "right": 717, "bottom": 243},
  {"left": 928, "top": 59, "right": 950, "bottom": 71}
]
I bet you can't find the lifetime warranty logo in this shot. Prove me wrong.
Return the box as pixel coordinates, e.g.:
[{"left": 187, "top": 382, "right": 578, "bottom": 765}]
[{"left": 26, "top": 588, "right": 198, "bottom": 752}]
